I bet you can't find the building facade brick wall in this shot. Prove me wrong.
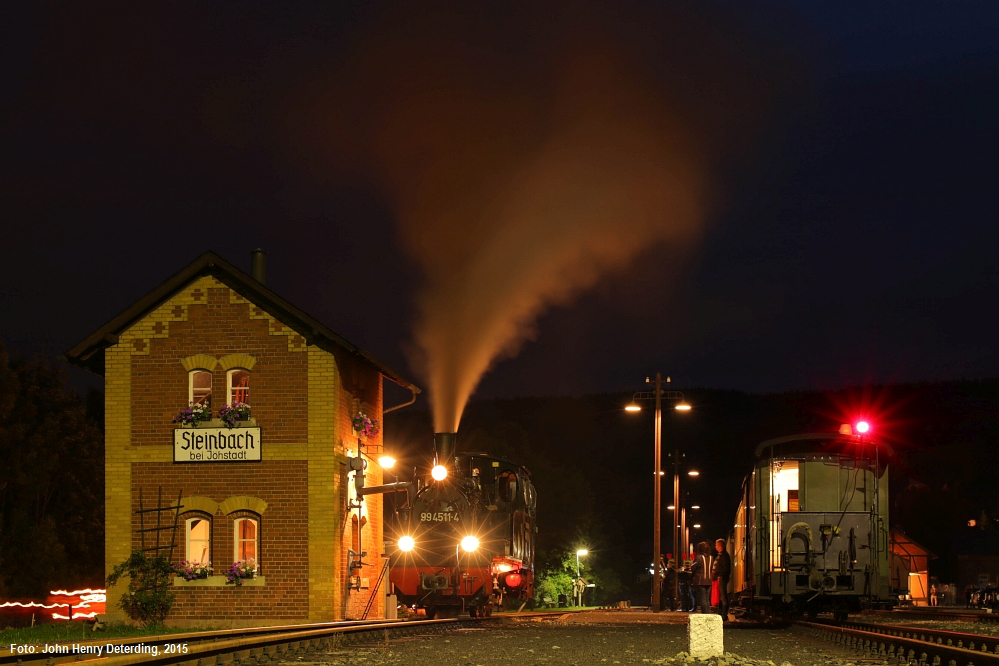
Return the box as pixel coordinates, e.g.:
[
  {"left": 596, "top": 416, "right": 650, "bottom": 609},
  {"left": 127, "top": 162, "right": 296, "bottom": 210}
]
[{"left": 102, "top": 275, "right": 388, "bottom": 626}]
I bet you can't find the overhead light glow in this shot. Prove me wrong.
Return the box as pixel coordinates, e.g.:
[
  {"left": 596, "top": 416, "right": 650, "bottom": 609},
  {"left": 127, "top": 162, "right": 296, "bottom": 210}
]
[
  {"left": 431, "top": 465, "right": 448, "bottom": 481},
  {"left": 693, "top": 524, "right": 701, "bottom": 529},
  {"left": 687, "top": 470, "right": 700, "bottom": 476},
  {"left": 667, "top": 505, "right": 676, "bottom": 510},
  {"left": 675, "top": 403, "right": 691, "bottom": 411},
  {"left": 691, "top": 505, "right": 700, "bottom": 510},
  {"left": 398, "top": 535, "right": 415, "bottom": 552},
  {"left": 577, "top": 549, "right": 588, "bottom": 556},
  {"left": 625, "top": 403, "right": 642, "bottom": 412},
  {"left": 461, "top": 536, "right": 479, "bottom": 552},
  {"left": 855, "top": 421, "right": 871, "bottom": 434},
  {"left": 379, "top": 456, "right": 397, "bottom": 469}
]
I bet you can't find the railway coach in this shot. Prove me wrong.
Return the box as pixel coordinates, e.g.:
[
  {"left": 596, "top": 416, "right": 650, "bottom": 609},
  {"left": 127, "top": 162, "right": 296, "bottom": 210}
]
[{"left": 729, "top": 423, "right": 893, "bottom": 621}]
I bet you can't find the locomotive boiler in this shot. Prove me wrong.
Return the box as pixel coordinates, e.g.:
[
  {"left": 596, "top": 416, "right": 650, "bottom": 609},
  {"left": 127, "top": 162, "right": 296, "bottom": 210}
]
[
  {"left": 729, "top": 425, "right": 893, "bottom": 621},
  {"left": 388, "top": 433, "right": 537, "bottom": 618}
]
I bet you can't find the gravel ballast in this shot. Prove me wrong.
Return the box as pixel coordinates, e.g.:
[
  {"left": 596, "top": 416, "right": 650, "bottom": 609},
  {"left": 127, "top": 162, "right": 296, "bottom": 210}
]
[{"left": 276, "top": 612, "right": 885, "bottom": 666}]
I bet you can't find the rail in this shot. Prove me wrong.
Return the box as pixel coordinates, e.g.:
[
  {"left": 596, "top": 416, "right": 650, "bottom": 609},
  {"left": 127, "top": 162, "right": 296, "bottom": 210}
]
[
  {"left": 1, "top": 610, "right": 580, "bottom": 666},
  {"left": 799, "top": 619, "right": 999, "bottom": 666}
]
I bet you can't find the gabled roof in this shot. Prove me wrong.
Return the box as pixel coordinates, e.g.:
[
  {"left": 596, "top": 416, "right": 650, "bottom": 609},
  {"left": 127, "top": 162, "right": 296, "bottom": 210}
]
[
  {"left": 890, "top": 527, "right": 937, "bottom": 560},
  {"left": 64, "top": 251, "right": 420, "bottom": 392}
]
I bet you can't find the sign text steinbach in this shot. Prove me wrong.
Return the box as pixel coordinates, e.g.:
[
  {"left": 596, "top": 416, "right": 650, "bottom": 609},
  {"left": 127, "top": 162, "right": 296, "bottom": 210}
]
[{"left": 173, "top": 427, "right": 261, "bottom": 463}]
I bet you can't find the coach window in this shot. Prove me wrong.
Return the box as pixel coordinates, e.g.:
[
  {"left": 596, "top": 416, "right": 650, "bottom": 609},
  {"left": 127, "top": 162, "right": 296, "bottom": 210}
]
[
  {"left": 186, "top": 516, "right": 211, "bottom": 565},
  {"left": 189, "top": 370, "right": 212, "bottom": 407},
  {"left": 234, "top": 517, "right": 258, "bottom": 568},
  {"left": 497, "top": 470, "right": 518, "bottom": 503},
  {"left": 228, "top": 369, "right": 250, "bottom": 405}
]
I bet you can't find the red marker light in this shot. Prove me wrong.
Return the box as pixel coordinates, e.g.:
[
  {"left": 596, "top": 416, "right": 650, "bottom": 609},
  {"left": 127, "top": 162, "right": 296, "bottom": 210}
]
[
  {"left": 855, "top": 421, "right": 870, "bottom": 434},
  {"left": 504, "top": 573, "right": 523, "bottom": 588}
]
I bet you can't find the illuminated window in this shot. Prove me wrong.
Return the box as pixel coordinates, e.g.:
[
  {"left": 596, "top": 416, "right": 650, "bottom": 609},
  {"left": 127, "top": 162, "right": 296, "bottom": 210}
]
[
  {"left": 189, "top": 370, "right": 212, "bottom": 407},
  {"left": 227, "top": 369, "right": 250, "bottom": 405},
  {"left": 186, "top": 517, "right": 211, "bottom": 565},
  {"left": 234, "top": 517, "right": 258, "bottom": 567}
]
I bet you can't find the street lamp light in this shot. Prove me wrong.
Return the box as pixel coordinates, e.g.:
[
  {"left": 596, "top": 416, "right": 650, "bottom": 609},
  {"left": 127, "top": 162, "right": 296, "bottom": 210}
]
[
  {"left": 575, "top": 549, "right": 589, "bottom": 606},
  {"left": 626, "top": 372, "right": 690, "bottom": 613}
]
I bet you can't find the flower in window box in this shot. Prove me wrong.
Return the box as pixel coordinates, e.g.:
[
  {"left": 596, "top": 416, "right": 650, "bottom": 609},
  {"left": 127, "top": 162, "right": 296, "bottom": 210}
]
[
  {"left": 351, "top": 413, "right": 381, "bottom": 439},
  {"left": 173, "top": 403, "right": 213, "bottom": 427},
  {"left": 225, "top": 559, "right": 257, "bottom": 586},
  {"left": 217, "top": 402, "right": 251, "bottom": 429},
  {"left": 174, "top": 560, "right": 212, "bottom": 581}
]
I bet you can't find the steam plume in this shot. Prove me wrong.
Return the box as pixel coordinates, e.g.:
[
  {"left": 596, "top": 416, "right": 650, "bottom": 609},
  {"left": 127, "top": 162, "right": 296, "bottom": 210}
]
[{"left": 316, "top": 2, "right": 783, "bottom": 431}]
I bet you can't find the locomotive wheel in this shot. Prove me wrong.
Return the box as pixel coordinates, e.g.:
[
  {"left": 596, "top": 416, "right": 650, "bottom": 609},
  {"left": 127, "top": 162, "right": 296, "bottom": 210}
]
[
  {"left": 425, "top": 608, "right": 437, "bottom": 620},
  {"left": 469, "top": 607, "right": 478, "bottom": 618}
]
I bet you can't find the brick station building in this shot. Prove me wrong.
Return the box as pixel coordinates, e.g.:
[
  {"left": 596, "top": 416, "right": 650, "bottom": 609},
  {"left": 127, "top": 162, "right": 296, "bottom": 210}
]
[{"left": 66, "top": 250, "right": 419, "bottom": 625}]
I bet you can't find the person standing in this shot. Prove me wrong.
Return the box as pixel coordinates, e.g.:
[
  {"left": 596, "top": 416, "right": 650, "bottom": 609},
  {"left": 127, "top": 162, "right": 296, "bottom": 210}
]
[
  {"left": 712, "top": 538, "right": 732, "bottom": 620},
  {"left": 663, "top": 559, "right": 678, "bottom": 611},
  {"left": 690, "top": 541, "right": 713, "bottom": 613}
]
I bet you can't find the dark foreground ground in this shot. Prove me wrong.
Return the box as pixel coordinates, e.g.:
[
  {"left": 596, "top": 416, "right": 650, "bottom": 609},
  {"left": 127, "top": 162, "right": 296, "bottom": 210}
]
[{"left": 276, "top": 611, "right": 870, "bottom": 666}]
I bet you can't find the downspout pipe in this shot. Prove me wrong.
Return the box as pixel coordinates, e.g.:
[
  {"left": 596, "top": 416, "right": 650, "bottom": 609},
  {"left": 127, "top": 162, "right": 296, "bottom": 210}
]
[{"left": 384, "top": 385, "right": 420, "bottom": 414}]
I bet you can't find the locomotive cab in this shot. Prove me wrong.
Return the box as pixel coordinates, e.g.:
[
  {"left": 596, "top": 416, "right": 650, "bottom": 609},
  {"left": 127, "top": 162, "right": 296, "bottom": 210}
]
[
  {"left": 731, "top": 431, "right": 893, "bottom": 620},
  {"left": 388, "top": 436, "right": 536, "bottom": 618}
]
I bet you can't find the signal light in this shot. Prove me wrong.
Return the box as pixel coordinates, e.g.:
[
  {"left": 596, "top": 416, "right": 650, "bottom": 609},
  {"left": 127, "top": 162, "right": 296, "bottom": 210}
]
[
  {"left": 504, "top": 572, "right": 523, "bottom": 588},
  {"left": 431, "top": 464, "right": 448, "bottom": 481},
  {"left": 460, "top": 536, "right": 479, "bottom": 552},
  {"left": 398, "top": 535, "right": 415, "bottom": 552},
  {"left": 855, "top": 421, "right": 870, "bottom": 434}
]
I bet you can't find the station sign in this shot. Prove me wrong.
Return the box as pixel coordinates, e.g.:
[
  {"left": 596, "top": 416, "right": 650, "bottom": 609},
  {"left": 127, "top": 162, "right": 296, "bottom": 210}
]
[{"left": 173, "top": 427, "right": 261, "bottom": 463}]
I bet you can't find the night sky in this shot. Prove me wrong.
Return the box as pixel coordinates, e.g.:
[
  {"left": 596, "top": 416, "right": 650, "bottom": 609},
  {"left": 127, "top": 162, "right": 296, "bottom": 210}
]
[{"left": 2, "top": 1, "right": 998, "bottom": 408}]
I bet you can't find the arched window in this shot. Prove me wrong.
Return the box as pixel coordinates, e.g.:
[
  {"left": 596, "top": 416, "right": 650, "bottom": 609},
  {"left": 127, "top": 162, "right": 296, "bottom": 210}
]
[
  {"left": 189, "top": 370, "right": 213, "bottom": 407},
  {"left": 186, "top": 516, "right": 211, "bottom": 565},
  {"left": 227, "top": 369, "right": 250, "bottom": 405},
  {"left": 234, "top": 517, "right": 258, "bottom": 567}
]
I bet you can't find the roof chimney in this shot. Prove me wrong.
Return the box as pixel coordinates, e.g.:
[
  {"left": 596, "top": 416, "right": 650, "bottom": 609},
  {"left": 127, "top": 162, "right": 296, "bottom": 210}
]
[{"left": 251, "top": 248, "right": 267, "bottom": 284}]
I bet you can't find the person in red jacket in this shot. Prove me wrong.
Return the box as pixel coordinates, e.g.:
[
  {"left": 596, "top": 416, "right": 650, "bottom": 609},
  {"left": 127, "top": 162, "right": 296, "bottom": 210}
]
[{"left": 690, "top": 541, "right": 713, "bottom": 613}]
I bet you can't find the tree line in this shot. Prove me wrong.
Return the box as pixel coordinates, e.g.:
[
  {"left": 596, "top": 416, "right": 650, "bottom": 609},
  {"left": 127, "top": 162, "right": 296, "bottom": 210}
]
[{"left": 0, "top": 343, "right": 104, "bottom": 598}]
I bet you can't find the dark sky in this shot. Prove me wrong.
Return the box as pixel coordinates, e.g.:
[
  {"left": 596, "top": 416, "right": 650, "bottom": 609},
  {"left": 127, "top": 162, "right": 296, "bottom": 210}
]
[{"left": 2, "top": 1, "right": 998, "bottom": 406}]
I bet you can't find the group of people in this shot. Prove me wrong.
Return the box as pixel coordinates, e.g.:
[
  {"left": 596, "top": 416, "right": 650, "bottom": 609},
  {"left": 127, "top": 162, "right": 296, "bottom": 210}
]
[{"left": 660, "top": 538, "right": 731, "bottom": 620}]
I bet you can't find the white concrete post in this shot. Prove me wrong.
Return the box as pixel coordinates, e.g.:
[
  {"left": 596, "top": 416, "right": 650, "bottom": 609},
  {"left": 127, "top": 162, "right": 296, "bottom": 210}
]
[{"left": 688, "top": 614, "right": 724, "bottom": 658}]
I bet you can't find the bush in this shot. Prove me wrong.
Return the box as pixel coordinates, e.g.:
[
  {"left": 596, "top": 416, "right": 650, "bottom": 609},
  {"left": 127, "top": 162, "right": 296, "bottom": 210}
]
[{"left": 106, "top": 550, "right": 175, "bottom": 626}]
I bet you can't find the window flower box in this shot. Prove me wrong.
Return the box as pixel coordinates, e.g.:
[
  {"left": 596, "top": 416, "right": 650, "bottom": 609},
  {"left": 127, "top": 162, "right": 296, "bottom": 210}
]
[
  {"left": 218, "top": 402, "right": 251, "bottom": 429},
  {"left": 174, "top": 560, "right": 212, "bottom": 581},
  {"left": 173, "top": 575, "right": 266, "bottom": 587},
  {"left": 173, "top": 403, "right": 213, "bottom": 427},
  {"left": 225, "top": 559, "right": 258, "bottom": 586}
]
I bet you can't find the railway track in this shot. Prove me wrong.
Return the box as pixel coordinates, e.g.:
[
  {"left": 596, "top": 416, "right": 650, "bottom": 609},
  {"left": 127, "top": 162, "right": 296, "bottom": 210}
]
[
  {"left": 867, "top": 608, "right": 999, "bottom": 624},
  {"left": 800, "top": 618, "right": 999, "bottom": 666},
  {"left": 0, "top": 611, "right": 572, "bottom": 666}
]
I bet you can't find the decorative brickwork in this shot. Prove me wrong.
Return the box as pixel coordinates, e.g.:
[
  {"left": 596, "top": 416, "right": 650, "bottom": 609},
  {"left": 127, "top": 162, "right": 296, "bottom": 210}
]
[{"left": 219, "top": 495, "right": 269, "bottom": 515}]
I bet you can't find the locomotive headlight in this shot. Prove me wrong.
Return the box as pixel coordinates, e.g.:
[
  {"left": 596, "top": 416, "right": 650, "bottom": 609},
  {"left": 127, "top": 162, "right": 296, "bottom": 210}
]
[
  {"left": 460, "top": 536, "right": 479, "bottom": 552},
  {"left": 431, "top": 464, "right": 448, "bottom": 481},
  {"left": 855, "top": 420, "right": 870, "bottom": 434},
  {"left": 398, "top": 535, "right": 415, "bottom": 552}
]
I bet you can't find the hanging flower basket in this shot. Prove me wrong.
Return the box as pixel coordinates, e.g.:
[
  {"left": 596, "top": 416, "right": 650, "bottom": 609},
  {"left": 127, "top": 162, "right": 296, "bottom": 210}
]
[
  {"left": 351, "top": 413, "right": 381, "bottom": 439},
  {"left": 225, "top": 559, "right": 257, "bottom": 586},
  {"left": 173, "top": 403, "right": 213, "bottom": 427},
  {"left": 217, "top": 402, "right": 251, "bottom": 429}
]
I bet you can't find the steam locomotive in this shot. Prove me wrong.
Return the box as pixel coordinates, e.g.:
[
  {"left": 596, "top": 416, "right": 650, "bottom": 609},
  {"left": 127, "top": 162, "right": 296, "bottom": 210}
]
[
  {"left": 728, "top": 424, "right": 893, "bottom": 621},
  {"left": 388, "top": 433, "right": 537, "bottom": 618}
]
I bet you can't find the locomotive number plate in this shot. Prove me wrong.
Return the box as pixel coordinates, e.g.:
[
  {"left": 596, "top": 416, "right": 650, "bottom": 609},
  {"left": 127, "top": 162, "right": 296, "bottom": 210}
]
[{"left": 421, "top": 512, "right": 461, "bottom": 522}]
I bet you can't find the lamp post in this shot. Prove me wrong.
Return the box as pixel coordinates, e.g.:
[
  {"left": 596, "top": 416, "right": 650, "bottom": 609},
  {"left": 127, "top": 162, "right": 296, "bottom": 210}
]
[
  {"left": 626, "top": 373, "right": 690, "bottom": 612},
  {"left": 575, "top": 549, "right": 588, "bottom": 606}
]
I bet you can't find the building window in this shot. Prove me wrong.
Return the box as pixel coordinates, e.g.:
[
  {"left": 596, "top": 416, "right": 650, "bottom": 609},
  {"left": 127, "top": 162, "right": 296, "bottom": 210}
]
[
  {"left": 186, "top": 516, "right": 211, "bottom": 565},
  {"left": 189, "top": 370, "right": 212, "bottom": 407},
  {"left": 234, "top": 517, "right": 258, "bottom": 567},
  {"left": 228, "top": 369, "right": 250, "bottom": 405}
]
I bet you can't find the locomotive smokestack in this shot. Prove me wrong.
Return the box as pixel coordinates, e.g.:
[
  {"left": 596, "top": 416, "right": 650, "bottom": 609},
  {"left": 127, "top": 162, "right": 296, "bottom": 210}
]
[{"left": 433, "top": 432, "right": 457, "bottom": 467}]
